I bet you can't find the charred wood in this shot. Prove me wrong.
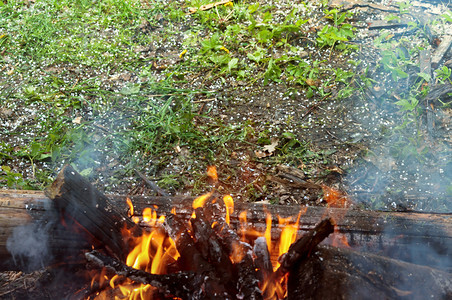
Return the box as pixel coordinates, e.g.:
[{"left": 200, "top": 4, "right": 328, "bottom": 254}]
[
  {"left": 44, "top": 165, "right": 141, "bottom": 261},
  {"left": 431, "top": 35, "right": 452, "bottom": 68},
  {"left": 163, "top": 213, "right": 213, "bottom": 275},
  {"left": 201, "top": 201, "right": 262, "bottom": 300},
  {"left": 277, "top": 218, "right": 335, "bottom": 274},
  {"left": 1, "top": 190, "right": 451, "bottom": 272},
  {"left": 85, "top": 250, "right": 199, "bottom": 299},
  {"left": 288, "top": 245, "right": 452, "bottom": 300}
]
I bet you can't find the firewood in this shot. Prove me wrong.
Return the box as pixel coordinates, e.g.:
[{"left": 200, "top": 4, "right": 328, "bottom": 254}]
[
  {"left": 44, "top": 165, "right": 141, "bottom": 261},
  {"left": 432, "top": 35, "right": 452, "bottom": 68},
  {"left": 85, "top": 250, "right": 198, "bottom": 299},
  {"left": 190, "top": 208, "right": 235, "bottom": 279},
  {"left": 201, "top": 201, "right": 262, "bottom": 300},
  {"left": 162, "top": 213, "right": 236, "bottom": 299},
  {"left": 277, "top": 218, "right": 335, "bottom": 274},
  {"left": 287, "top": 245, "right": 452, "bottom": 300},
  {"left": 264, "top": 217, "right": 334, "bottom": 293},
  {"left": 163, "top": 213, "right": 214, "bottom": 274},
  {"left": 1, "top": 190, "right": 451, "bottom": 272},
  {"left": 253, "top": 237, "right": 275, "bottom": 299}
]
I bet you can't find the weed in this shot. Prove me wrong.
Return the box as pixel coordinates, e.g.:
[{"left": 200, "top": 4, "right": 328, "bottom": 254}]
[
  {"left": 435, "top": 66, "right": 451, "bottom": 84},
  {"left": 317, "top": 9, "right": 356, "bottom": 50}
]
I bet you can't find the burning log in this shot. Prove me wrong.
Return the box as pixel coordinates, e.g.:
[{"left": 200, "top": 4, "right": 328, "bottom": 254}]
[
  {"left": 288, "top": 245, "right": 452, "bottom": 299},
  {"left": 85, "top": 250, "right": 198, "bottom": 299},
  {"left": 1, "top": 188, "right": 451, "bottom": 272},
  {"left": 44, "top": 165, "right": 141, "bottom": 261},
  {"left": 1, "top": 166, "right": 451, "bottom": 299},
  {"left": 197, "top": 200, "right": 262, "bottom": 299},
  {"left": 277, "top": 218, "right": 335, "bottom": 274}
]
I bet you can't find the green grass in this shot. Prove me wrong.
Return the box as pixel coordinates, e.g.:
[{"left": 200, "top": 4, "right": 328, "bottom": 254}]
[
  {"left": 1, "top": 0, "right": 450, "bottom": 212},
  {"left": 0, "top": 0, "right": 361, "bottom": 192}
]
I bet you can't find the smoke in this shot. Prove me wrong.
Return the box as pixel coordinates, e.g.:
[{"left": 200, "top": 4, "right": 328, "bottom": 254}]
[{"left": 6, "top": 221, "right": 53, "bottom": 271}]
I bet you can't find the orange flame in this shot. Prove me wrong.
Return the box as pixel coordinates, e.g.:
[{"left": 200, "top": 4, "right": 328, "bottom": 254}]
[
  {"left": 192, "top": 191, "right": 213, "bottom": 209},
  {"left": 92, "top": 168, "right": 337, "bottom": 300},
  {"left": 223, "top": 195, "right": 234, "bottom": 225},
  {"left": 207, "top": 165, "right": 218, "bottom": 182},
  {"left": 126, "top": 197, "right": 134, "bottom": 216},
  {"left": 264, "top": 208, "right": 272, "bottom": 259},
  {"left": 277, "top": 211, "right": 302, "bottom": 265}
]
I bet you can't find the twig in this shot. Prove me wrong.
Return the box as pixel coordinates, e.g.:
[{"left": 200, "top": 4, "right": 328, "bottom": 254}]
[
  {"left": 134, "top": 170, "right": 169, "bottom": 197},
  {"left": 300, "top": 95, "right": 330, "bottom": 121}
]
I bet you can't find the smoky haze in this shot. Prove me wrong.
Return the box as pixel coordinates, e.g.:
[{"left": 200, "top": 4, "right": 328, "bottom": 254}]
[{"left": 6, "top": 221, "right": 53, "bottom": 271}]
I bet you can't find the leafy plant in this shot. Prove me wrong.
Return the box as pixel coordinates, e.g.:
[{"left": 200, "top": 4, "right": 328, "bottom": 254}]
[
  {"left": 263, "top": 58, "right": 281, "bottom": 84},
  {"left": 317, "top": 9, "right": 355, "bottom": 49},
  {"left": 435, "top": 66, "right": 451, "bottom": 84},
  {"left": 0, "top": 166, "right": 30, "bottom": 189},
  {"left": 441, "top": 10, "right": 452, "bottom": 22}
]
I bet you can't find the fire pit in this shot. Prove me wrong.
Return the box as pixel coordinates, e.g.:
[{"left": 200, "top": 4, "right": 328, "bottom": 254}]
[{"left": 0, "top": 165, "right": 451, "bottom": 299}]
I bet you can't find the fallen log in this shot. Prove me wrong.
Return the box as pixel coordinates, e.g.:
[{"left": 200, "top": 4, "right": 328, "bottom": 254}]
[
  {"left": 288, "top": 245, "right": 452, "bottom": 299},
  {"left": 1, "top": 188, "right": 451, "bottom": 271}
]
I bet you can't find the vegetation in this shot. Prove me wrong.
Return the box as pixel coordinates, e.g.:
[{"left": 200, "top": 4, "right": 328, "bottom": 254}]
[{"left": 0, "top": 0, "right": 450, "bottom": 211}]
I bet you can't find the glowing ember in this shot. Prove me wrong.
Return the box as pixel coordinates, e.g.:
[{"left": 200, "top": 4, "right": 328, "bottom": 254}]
[{"left": 322, "top": 184, "right": 349, "bottom": 208}]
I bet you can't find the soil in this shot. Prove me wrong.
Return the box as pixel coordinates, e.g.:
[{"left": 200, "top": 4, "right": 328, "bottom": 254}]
[
  {"left": 130, "top": 0, "right": 452, "bottom": 212},
  {"left": 0, "top": 0, "right": 451, "bottom": 213}
]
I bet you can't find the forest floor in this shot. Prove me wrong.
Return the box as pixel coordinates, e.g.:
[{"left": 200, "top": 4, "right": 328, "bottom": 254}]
[{"left": 0, "top": 0, "right": 451, "bottom": 212}]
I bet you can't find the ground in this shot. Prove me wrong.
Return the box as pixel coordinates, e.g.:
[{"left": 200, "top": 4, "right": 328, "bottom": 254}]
[{"left": 0, "top": 0, "right": 451, "bottom": 212}]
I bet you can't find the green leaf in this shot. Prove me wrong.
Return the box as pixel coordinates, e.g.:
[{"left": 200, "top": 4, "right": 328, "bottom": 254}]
[
  {"left": 248, "top": 3, "right": 260, "bottom": 14},
  {"left": 79, "top": 168, "right": 93, "bottom": 177},
  {"left": 441, "top": 11, "right": 452, "bottom": 22},
  {"left": 282, "top": 132, "right": 296, "bottom": 139},
  {"left": 120, "top": 84, "right": 140, "bottom": 95},
  {"left": 247, "top": 47, "right": 265, "bottom": 63},
  {"left": 264, "top": 58, "right": 281, "bottom": 84},
  {"left": 257, "top": 29, "right": 273, "bottom": 43},
  {"left": 228, "top": 58, "right": 238, "bottom": 72},
  {"left": 417, "top": 72, "right": 431, "bottom": 82},
  {"left": 30, "top": 142, "right": 42, "bottom": 157}
]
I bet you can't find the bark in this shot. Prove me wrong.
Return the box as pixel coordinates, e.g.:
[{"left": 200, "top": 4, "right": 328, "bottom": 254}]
[
  {"left": 288, "top": 245, "right": 452, "bottom": 300},
  {"left": 1, "top": 189, "right": 451, "bottom": 271}
]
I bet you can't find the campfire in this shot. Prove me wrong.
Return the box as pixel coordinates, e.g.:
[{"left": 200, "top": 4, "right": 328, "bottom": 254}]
[
  {"left": 84, "top": 166, "right": 335, "bottom": 299},
  {"left": 1, "top": 165, "right": 451, "bottom": 299}
]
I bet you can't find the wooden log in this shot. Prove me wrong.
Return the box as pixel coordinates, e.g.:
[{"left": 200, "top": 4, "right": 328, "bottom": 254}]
[
  {"left": 1, "top": 190, "right": 451, "bottom": 272},
  {"left": 432, "top": 35, "right": 452, "bottom": 68},
  {"left": 288, "top": 245, "right": 452, "bottom": 299},
  {"left": 44, "top": 165, "right": 141, "bottom": 261},
  {"left": 277, "top": 218, "right": 334, "bottom": 274},
  {"left": 0, "top": 165, "right": 141, "bottom": 270}
]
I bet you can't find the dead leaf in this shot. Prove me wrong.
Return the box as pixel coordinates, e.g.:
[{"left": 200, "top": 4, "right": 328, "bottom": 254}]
[
  {"left": 72, "top": 116, "right": 82, "bottom": 124},
  {"left": 262, "top": 138, "right": 279, "bottom": 153},
  {"left": 188, "top": 0, "right": 232, "bottom": 14},
  {"left": 306, "top": 78, "right": 320, "bottom": 87},
  {"left": 255, "top": 150, "right": 270, "bottom": 158}
]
